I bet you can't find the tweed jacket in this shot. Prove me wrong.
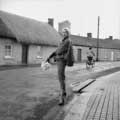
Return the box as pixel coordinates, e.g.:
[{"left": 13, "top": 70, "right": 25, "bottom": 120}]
[
  {"left": 47, "top": 37, "right": 70, "bottom": 61},
  {"left": 56, "top": 37, "right": 70, "bottom": 54}
]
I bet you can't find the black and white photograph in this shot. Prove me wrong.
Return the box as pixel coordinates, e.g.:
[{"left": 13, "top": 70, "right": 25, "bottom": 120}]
[{"left": 0, "top": 0, "right": 120, "bottom": 119}]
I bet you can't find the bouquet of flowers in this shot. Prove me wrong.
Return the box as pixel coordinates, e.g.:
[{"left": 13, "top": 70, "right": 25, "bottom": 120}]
[{"left": 41, "top": 61, "right": 51, "bottom": 71}]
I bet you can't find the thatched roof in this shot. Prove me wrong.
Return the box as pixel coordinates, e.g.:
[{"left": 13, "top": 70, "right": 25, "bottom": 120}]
[
  {"left": 0, "top": 11, "right": 61, "bottom": 46},
  {"left": 71, "top": 35, "right": 120, "bottom": 49},
  {"left": 1, "top": 11, "right": 120, "bottom": 49}
]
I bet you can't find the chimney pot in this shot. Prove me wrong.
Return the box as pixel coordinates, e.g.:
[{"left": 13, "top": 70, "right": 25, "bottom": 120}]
[{"left": 48, "top": 18, "right": 54, "bottom": 27}]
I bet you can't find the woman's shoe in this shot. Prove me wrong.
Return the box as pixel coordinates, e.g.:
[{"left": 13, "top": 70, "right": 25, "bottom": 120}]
[
  {"left": 58, "top": 92, "right": 67, "bottom": 106},
  {"left": 58, "top": 98, "right": 64, "bottom": 106}
]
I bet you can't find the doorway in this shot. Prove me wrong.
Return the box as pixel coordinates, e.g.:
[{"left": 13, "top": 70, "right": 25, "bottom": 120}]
[
  {"left": 77, "top": 49, "right": 81, "bottom": 62},
  {"left": 22, "top": 44, "right": 29, "bottom": 64}
]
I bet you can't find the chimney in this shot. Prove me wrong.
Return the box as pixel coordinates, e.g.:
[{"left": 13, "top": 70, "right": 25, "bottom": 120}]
[
  {"left": 48, "top": 18, "right": 54, "bottom": 27},
  {"left": 87, "top": 33, "right": 92, "bottom": 38},
  {"left": 58, "top": 20, "right": 71, "bottom": 33},
  {"left": 109, "top": 36, "right": 113, "bottom": 40}
]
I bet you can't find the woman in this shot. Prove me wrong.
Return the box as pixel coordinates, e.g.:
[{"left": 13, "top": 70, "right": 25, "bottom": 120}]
[{"left": 46, "top": 28, "right": 71, "bottom": 105}]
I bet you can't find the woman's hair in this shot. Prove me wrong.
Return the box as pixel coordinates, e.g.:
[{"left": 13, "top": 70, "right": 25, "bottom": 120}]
[{"left": 62, "top": 28, "right": 70, "bottom": 35}]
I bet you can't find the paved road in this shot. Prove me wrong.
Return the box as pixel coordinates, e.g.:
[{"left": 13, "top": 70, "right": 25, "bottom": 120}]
[{"left": 0, "top": 61, "right": 120, "bottom": 119}]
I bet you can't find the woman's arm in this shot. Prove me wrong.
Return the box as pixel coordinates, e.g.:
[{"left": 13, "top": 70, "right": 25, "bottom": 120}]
[{"left": 46, "top": 51, "right": 56, "bottom": 62}]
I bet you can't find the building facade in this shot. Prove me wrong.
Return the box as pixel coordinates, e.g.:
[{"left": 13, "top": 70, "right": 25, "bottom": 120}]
[
  {"left": 1, "top": 11, "right": 120, "bottom": 66},
  {"left": 0, "top": 11, "right": 60, "bottom": 65},
  {"left": 71, "top": 34, "right": 120, "bottom": 62}
]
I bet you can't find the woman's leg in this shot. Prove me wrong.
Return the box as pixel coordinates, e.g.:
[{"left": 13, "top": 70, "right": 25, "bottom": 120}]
[{"left": 57, "top": 60, "right": 66, "bottom": 104}]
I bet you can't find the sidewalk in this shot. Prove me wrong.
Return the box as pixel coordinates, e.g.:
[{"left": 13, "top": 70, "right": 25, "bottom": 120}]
[{"left": 62, "top": 71, "right": 120, "bottom": 120}]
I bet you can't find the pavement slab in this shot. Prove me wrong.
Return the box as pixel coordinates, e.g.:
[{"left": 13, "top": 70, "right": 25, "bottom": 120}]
[
  {"left": 82, "top": 72, "right": 120, "bottom": 120},
  {"left": 60, "top": 71, "right": 120, "bottom": 120},
  {"left": 71, "top": 79, "right": 95, "bottom": 92}
]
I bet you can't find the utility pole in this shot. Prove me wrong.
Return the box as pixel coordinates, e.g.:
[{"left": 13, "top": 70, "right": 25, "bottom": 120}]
[{"left": 96, "top": 16, "right": 100, "bottom": 61}]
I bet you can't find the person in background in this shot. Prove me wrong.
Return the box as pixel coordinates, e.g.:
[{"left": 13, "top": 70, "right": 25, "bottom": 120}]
[
  {"left": 86, "top": 47, "right": 95, "bottom": 67},
  {"left": 46, "top": 28, "right": 71, "bottom": 105}
]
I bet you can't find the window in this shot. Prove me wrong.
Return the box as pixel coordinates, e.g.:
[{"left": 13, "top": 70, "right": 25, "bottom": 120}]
[
  {"left": 36, "top": 46, "right": 42, "bottom": 59},
  {"left": 4, "top": 44, "right": 12, "bottom": 57}
]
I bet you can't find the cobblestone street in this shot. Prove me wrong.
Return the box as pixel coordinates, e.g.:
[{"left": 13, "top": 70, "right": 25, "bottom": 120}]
[
  {"left": 61, "top": 66, "right": 120, "bottom": 120},
  {"left": 81, "top": 71, "right": 120, "bottom": 120}
]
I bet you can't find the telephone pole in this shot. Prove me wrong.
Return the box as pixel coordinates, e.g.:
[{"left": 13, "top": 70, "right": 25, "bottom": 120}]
[{"left": 96, "top": 16, "right": 100, "bottom": 61}]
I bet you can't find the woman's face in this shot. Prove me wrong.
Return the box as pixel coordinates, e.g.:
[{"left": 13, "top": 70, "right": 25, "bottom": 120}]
[{"left": 62, "top": 30, "right": 68, "bottom": 37}]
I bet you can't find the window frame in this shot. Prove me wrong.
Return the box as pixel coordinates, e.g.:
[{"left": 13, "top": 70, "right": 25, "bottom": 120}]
[
  {"left": 4, "top": 44, "right": 13, "bottom": 58},
  {"left": 36, "top": 46, "right": 42, "bottom": 59}
]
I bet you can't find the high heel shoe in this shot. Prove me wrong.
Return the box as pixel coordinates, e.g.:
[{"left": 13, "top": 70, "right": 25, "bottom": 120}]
[
  {"left": 58, "top": 99, "right": 64, "bottom": 106},
  {"left": 58, "top": 92, "right": 67, "bottom": 106}
]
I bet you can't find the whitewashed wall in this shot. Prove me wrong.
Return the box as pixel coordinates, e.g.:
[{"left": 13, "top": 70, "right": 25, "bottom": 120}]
[
  {"left": 0, "top": 38, "right": 22, "bottom": 65},
  {"left": 28, "top": 45, "right": 57, "bottom": 64},
  {"left": 0, "top": 38, "right": 120, "bottom": 66}
]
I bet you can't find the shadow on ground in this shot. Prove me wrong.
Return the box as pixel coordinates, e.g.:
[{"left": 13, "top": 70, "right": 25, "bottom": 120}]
[{"left": 25, "top": 89, "right": 74, "bottom": 120}]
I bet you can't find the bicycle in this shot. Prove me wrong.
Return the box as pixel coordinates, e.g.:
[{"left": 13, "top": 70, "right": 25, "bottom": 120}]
[{"left": 86, "top": 58, "right": 95, "bottom": 70}]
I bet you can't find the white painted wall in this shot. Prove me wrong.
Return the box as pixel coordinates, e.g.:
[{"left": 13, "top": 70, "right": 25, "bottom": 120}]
[
  {"left": 0, "top": 38, "right": 22, "bottom": 65},
  {"left": 73, "top": 46, "right": 96, "bottom": 61},
  {"left": 28, "top": 44, "right": 57, "bottom": 64},
  {"left": 1, "top": 38, "right": 120, "bottom": 66}
]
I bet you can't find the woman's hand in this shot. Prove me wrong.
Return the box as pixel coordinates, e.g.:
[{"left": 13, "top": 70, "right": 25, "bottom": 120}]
[{"left": 46, "top": 58, "right": 50, "bottom": 63}]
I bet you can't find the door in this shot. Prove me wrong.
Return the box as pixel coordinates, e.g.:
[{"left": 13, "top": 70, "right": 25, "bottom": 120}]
[
  {"left": 22, "top": 44, "right": 28, "bottom": 64},
  {"left": 77, "top": 49, "right": 81, "bottom": 62}
]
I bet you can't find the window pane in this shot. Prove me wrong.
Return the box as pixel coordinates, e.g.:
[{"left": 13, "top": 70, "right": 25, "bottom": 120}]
[
  {"left": 37, "top": 46, "right": 41, "bottom": 56},
  {"left": 5, "top": 45, "right": 12, "bottom": 56}
]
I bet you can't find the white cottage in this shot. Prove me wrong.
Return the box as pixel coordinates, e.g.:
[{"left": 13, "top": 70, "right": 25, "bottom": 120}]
[
  {"left": 1, "top": 11, "right": 120, "bottom": 65},
  {"left": 70, "top": 34, "right": 120, "bottom": 62},
  {"left": 0, "top": 11, "right": 61, "bottom": 65}
]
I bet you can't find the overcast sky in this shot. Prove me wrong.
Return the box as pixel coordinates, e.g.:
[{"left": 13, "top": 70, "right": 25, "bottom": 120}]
[{"left": 1, "top": 0, "right": 120, "bottom": 39}]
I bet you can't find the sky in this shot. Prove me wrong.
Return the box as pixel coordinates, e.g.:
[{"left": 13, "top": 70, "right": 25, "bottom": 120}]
[{"left": 0, "top": 0, "right": 120, "bottom": 39}]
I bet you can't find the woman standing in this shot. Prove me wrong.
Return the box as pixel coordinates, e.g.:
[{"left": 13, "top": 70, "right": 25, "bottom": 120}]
[{"left": 47, "top": 28, "right": 71, "bottom": 105}]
